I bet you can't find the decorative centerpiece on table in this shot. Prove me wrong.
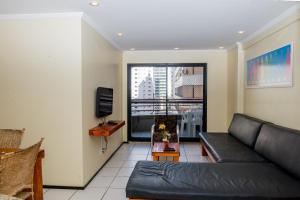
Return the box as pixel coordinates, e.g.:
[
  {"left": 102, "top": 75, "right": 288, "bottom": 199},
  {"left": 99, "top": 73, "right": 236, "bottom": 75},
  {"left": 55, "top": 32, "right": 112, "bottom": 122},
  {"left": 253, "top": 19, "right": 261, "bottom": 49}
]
[{"left": 158, "top": 123, "right": 171, "bottom": 150}]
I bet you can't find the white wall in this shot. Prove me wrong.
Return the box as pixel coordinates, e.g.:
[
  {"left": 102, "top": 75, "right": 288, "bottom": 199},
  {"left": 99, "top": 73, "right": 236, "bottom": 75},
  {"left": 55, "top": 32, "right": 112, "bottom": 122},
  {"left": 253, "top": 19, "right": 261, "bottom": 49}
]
[
  {"left": 0, "top": 17, "right": 84, "bottom": 186},
  {"left": 81, "top": 20, "right": 123, "bottom": 185},
  {"left": 122, "top": 50, "right": 229, "bottom": 141}
]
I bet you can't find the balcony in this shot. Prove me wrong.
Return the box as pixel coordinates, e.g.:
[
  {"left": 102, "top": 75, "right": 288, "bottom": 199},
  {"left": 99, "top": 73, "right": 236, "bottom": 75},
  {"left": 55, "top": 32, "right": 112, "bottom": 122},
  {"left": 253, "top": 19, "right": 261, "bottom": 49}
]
[{"left": 130, "top": 99, "right": 203, "bottom": 139}]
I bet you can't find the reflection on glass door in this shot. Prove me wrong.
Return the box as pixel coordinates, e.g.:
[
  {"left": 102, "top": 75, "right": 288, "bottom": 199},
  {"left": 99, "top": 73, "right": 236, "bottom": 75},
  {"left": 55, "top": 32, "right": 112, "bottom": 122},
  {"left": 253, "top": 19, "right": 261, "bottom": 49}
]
[{"left": 128, "top": 64, "right": 207, "bottom": 141}]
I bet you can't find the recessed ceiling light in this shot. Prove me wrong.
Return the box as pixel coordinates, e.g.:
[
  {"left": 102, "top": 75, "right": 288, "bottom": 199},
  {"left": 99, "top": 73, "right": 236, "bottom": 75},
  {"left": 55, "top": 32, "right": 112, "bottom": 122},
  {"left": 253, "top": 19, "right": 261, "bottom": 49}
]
[
  {"left": 130, "top": 48, "right": 135, "bottom": 51},
  {"left": 219, "top": 46, "right": 224, "bottom": 49},
  {"left": 117, "top": 32, "right": 123, "bottom": 37},
  {"left": 238, "top": 30, "right": 245, "bottom": 34},
  {"left": 174, "top": 47, "right": 179, "bottom": 50},
  {"left": 89, "top": 0, "right": 99, "bottom": 7}
]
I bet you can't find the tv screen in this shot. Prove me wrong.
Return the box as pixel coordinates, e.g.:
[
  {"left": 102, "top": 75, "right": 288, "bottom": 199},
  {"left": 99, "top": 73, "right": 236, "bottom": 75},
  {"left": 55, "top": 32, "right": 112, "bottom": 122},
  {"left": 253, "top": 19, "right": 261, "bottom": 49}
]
[{"left": 96, "top": 87, "right": 113, "bottom": 118}]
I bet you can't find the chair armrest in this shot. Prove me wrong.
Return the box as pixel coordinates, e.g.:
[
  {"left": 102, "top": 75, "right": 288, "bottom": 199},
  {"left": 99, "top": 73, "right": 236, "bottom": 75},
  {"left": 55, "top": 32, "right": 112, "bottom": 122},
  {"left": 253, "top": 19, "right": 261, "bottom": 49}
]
[
  {"left": 151, "top": 125, "right": 155, "bottom": 147},
  {"left": 176, "top": 125, "right": 179, "bottom": 144}
]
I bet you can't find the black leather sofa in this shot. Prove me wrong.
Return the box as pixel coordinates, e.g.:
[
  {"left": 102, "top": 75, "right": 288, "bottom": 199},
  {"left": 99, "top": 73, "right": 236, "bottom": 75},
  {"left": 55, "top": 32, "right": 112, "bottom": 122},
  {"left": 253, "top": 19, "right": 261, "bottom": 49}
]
[
  {"left": 126, "top": 114, "right": 300, "bottom": 200},
  {"left": 200, "top": 113, "right": 267, "bottom": 162}
]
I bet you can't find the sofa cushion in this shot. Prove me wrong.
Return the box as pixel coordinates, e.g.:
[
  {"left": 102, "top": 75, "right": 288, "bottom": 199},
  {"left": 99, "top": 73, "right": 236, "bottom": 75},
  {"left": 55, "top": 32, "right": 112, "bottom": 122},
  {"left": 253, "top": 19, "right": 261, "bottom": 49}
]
[
  {"left": 200, "top": 132, "right": 266, "bottom": 162},
  {"left": 228, "top": 113, "right": 264, "bottom": 147},
  {"left": 255, "top": 124, "right": 300, "bottom": 179},
  {"left": 126, "top": 161, "right": 300, "bottom": 200}
]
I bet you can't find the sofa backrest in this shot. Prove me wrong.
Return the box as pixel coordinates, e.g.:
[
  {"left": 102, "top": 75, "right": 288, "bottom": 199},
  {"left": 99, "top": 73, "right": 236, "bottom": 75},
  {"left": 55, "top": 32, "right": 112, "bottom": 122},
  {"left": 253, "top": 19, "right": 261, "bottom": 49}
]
[
  {"left": 228, "top": 113, "right": 264, "bottom": 148},
  {"left": 255, "top": 124, "right": 300, "bottom": 179}
]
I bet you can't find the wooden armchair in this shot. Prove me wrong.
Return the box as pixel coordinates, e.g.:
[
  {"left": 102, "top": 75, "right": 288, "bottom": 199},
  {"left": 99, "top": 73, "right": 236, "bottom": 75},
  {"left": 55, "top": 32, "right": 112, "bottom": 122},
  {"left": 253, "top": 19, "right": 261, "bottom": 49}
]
[
  {"left": 151, "top": 115, "right": 179, "bottom": 147},
  {"left": 0, "top": 139, "right": 43, "bottom": 200},
  {"left": 0, "top": 129, "right": 25, "bottom": 149}
]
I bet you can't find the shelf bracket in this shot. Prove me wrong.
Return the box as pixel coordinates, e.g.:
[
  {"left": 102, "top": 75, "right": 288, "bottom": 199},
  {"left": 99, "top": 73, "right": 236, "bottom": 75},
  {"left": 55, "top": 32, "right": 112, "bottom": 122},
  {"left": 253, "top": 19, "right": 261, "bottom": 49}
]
[{"left": 101, "top": 136, "right": 108, "bottom": 152}]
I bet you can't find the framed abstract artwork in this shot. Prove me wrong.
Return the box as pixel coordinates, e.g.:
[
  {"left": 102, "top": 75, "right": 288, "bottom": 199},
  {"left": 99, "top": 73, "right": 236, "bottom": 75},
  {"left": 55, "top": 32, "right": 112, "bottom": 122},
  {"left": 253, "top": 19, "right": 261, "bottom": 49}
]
[{"left": 246, "top": 44, "right": 293, "bottom": 88}]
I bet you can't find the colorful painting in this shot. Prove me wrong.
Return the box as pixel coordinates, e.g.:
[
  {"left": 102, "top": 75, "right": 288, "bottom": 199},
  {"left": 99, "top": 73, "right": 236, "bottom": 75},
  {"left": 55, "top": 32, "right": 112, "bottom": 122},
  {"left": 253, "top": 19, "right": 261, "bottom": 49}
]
[{"left": 246, "top": 44, "right": 292, "bottom": 88}]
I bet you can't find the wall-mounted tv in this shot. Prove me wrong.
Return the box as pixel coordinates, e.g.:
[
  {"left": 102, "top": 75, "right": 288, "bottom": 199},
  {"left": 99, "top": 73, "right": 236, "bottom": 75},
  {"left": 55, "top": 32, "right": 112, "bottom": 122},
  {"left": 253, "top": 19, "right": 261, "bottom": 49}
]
[{"left": 96, "top": 87, "right": 113, "bottom": 118}]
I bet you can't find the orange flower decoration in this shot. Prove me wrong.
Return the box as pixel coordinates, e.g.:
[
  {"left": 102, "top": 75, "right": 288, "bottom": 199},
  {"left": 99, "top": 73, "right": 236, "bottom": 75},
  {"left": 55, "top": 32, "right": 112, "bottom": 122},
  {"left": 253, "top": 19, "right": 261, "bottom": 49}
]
[{"left": 159, "top": 123, "right": 166, "bottom": 130}]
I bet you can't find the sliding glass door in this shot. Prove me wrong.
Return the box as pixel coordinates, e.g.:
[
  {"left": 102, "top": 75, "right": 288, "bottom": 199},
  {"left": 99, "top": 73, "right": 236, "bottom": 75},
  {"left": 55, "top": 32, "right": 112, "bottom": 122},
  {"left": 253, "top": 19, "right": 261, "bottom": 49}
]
[{"left": 128, "top": 63, "right": 207, "bottom": 141}]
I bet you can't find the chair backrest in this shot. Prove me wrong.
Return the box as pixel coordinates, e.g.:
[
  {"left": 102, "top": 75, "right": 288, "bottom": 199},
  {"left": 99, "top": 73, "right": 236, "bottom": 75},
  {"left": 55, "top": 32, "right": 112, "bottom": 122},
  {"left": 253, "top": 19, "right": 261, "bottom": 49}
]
[
  {"left": 0, "top": 139, "right": 43, "bottom": 196},
  {"left": 182, "top": 111, "right": 193, "bottom": 122},
  {"left": 0, "top": 129, "right": 25, "bottom": 149},
  {"left": 154, "top": 115, "right": 177, "bottom": 133},
  {"left": 153, "top": 115, "right": 178, "bottom": 143},
  {"left": 192, "top": 111, "right": 203, "bottom": 125}
]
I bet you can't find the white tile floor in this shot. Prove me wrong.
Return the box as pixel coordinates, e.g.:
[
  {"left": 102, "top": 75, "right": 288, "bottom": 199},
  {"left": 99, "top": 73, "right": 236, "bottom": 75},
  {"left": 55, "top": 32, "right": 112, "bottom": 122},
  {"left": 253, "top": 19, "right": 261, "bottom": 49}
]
[{"left": 44, "top": 142, "right": 209, "bottom": 200}]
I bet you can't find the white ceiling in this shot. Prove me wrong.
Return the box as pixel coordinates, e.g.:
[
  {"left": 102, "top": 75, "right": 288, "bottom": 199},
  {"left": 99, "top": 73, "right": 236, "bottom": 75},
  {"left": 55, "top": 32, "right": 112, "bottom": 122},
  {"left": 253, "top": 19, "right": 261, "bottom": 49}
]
[{"left": 0, "top": 0, "right": 298, "bottom": 50}]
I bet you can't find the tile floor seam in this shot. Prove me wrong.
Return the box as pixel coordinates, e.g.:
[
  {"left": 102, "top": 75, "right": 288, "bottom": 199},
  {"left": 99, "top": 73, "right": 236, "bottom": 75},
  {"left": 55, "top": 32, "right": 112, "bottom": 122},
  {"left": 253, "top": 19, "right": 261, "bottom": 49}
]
[
  {"left": 67, "top": 190, "right": 77, "bottom": 200},
  {"left": 108, "top": 164, "right": 124, "bottom": 188},
  {"left": 100, "top": 148, "right": 129, "bottom": 200},
  {"left": 99, "top": 187, "right": 110, "bottom": 200},
  {"left": 100, "top": 143, "right": 136, "bottom": 199}
]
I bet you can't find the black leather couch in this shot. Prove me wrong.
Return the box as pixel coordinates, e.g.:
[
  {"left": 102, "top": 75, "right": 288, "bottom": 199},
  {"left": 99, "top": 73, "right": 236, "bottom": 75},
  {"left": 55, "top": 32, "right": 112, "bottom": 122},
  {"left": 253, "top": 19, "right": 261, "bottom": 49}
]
[
  {"left": 126, "top": 113, "right": 300, "bottom": 200},
  {"left": 200, "top": 113, "right": 267, "bottom": 162}
]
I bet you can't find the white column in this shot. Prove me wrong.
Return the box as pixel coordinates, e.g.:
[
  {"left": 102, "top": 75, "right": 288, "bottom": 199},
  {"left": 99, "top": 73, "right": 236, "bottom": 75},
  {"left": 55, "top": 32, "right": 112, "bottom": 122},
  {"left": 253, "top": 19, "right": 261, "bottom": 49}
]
[{"left": 236, "top": 42, "right": 245, "bottom": 113}]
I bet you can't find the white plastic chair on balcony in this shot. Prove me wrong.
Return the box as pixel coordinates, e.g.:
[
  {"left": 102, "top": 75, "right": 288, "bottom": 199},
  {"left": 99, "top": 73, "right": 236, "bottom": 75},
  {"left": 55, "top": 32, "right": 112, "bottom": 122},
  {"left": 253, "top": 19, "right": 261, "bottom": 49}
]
[
  {"left": 180, "top": 111, "right": 193, "bottom": 137},
  {"left": 191, "top": 110, "right": 203, "bottom": 137}
]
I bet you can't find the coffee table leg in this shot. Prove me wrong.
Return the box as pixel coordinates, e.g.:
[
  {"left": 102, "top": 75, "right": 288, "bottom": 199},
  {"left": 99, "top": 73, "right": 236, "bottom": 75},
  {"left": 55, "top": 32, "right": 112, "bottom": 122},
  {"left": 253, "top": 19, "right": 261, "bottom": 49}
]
[
  {"left": 173, "top": 156, "right": 179, "bottom": 162},
  {"left": 153, "top": 156, "right": 159, "bottom": 161}
]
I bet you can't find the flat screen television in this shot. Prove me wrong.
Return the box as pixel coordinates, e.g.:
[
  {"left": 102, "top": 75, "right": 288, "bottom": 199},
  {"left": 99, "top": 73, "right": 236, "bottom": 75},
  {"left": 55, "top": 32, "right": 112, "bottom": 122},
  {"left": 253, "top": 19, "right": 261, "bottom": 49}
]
[{"left": 96, "top": 87, "right": 113, "bottom": 118}]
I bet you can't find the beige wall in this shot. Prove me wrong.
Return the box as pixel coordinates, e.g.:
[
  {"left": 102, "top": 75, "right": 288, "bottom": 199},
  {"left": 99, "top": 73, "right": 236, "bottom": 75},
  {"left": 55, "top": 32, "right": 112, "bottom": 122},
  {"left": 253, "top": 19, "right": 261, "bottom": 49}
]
[
  {"left": 122, "top": 50, "right": 229, "bottom": 140},
  {"left": 0, "top": 18, "right": 84, "bottom": 186},
  {"left": 81, "top": 21, "right": 123, "bottom": 185},
  {"left": 227, "top": 46, "right": 238, "bottom": 127},
  {"left": 242, "top": 11, "right": 300, "bottom": 130},
  {"left": 0, "top": 16, "right": 123, "bottom": 187}
]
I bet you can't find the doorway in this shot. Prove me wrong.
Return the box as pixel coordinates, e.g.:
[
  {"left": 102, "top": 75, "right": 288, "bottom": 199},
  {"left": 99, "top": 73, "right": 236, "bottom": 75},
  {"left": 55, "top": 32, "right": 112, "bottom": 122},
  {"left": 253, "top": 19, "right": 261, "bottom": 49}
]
[{"left": 127, "top": 63, "right": 207, "bottom": 141}]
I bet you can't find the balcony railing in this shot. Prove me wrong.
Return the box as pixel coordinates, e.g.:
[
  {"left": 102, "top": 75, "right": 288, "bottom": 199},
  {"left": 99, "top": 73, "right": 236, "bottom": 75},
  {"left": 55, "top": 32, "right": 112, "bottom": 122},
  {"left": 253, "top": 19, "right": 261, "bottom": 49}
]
[
  {"left": 131, "top": 98, "right": 203, "bottom": 116},
  {"left": 130, "top": 98, "right": 203, "bottom": 138}
]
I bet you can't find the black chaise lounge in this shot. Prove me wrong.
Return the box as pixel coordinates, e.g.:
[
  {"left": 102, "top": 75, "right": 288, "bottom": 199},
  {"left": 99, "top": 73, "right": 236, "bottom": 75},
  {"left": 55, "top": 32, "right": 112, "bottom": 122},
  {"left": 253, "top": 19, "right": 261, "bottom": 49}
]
[{"left": 126, "top": 114, "right": 300, "bottom": 200}]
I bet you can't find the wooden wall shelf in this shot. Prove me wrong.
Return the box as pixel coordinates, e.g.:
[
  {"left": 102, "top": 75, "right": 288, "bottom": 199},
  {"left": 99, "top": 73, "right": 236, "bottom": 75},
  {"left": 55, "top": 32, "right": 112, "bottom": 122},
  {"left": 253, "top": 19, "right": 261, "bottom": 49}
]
[
  {"left": 89, "top": 120, "right": 125, "bottom": 152},
  {"left": 89, "top": 120, "right": 125, "bottom": 137}
]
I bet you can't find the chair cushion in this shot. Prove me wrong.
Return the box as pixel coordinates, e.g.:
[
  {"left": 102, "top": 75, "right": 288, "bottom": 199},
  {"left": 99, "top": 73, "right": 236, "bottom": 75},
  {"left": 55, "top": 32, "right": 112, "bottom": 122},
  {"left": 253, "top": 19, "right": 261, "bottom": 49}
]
[
  {"left": 255, "top": 124, "right": 300, "bottom": 179},
  {"left": 228, "top": 113, "right": 264, "bottom": 147},
  {"left": 200, "top": 132, "right": 265, "bottom": 162},
  {"left": 126, "top": 161, "right": 300, "bottom": 200}
]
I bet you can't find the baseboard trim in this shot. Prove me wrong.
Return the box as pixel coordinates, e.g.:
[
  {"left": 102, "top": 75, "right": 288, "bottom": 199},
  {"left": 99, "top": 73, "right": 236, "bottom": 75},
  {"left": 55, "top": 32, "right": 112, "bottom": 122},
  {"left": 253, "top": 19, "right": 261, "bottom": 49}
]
[
  {"left": 43, "top": 142, "right": 125, "bottom": 190},
  {"left": 43, "top": 185, "right": 84, "bottom": 190}
]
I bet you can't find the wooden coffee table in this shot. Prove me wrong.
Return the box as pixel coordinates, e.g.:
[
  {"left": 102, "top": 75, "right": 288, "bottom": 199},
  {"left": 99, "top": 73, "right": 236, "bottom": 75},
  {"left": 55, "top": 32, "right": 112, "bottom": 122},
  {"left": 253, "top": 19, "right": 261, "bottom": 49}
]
[{"left": 152, "top": 142, "right": 180, "bottom": 162}]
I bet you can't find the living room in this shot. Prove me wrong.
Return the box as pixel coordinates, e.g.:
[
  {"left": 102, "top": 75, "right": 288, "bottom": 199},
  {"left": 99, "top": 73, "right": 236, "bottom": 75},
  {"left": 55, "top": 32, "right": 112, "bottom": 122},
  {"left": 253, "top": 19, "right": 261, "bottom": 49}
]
[{"left": 0, "top": 0, "right": 299, "bottom": 200}]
